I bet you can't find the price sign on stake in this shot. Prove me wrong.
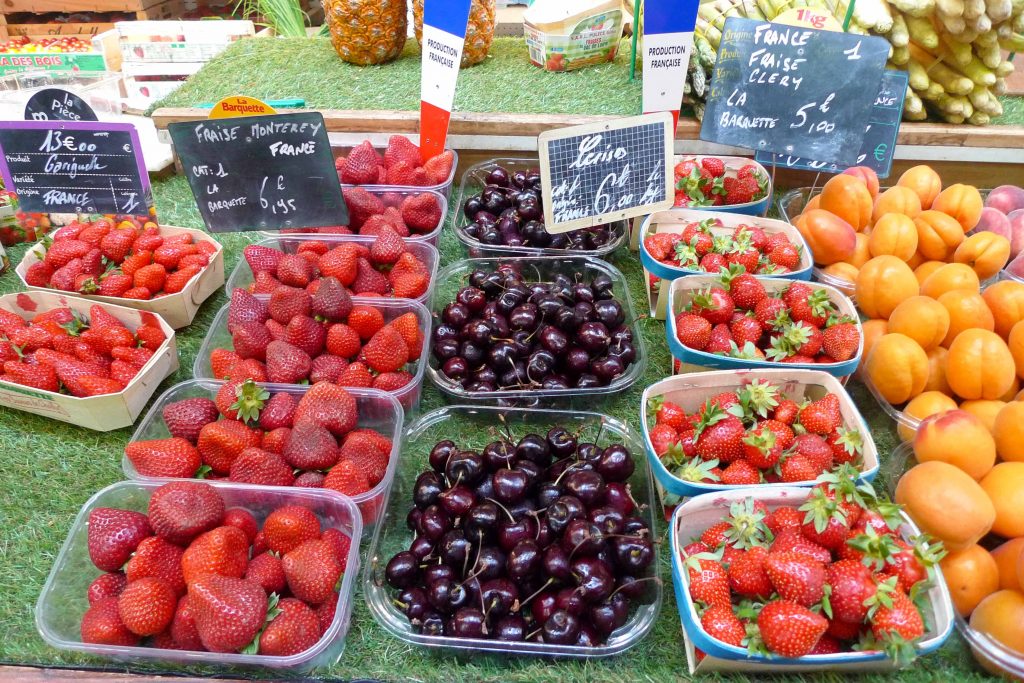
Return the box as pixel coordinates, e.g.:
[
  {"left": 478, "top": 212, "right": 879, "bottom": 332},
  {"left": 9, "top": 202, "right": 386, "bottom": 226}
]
[
  {"left": 0, "top": 120, "right": 150, "bottom": 215},
  {"left": 420, "top": 0, "right": 473, "bottom": 162},
  {"left": 24, "top": 88, "right": 98, "bottom": 122},
  {"left": 642, "top": 0, "right": 699, "bottom": 130},
  {"left": 701, "top": 18, "right": 889, "bottom": 166},
  {"left": 168, "top": 112, "right": 347, "bottom": 233},
  {"left": 755, "top": 69, "right": 908, "bottom": 178},
  {"left": 539, "top": 112, "right": 675, "bottom": 234}
]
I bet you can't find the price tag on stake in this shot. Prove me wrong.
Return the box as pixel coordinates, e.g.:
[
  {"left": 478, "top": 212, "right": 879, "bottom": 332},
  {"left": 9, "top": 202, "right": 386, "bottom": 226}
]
[
  {"left": 642, "top": 0, "right": 699, "bottom": 130},
  {"left": 168, "top": 112, "right": 347, "bottom": 233},
  {"left": 539, "top": 112, "right": 675, "bottom": 234},
  {"left": 419, "top": 0, "right": 473, "bottom": 163},
  {"left": 700, "top": 18, "right": 889, "bottom": 166},
  {"left": 0, "top": 120, "right": 150, "bottom": 215},
  {"left": 24, "top": 88, "right": 98, "bottom": 122}
]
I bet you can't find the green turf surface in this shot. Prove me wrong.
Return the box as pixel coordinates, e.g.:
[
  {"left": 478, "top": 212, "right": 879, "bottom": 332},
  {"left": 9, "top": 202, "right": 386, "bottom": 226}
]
[{"left": 0, "top": 174, "right": 998, "bottom": 681}]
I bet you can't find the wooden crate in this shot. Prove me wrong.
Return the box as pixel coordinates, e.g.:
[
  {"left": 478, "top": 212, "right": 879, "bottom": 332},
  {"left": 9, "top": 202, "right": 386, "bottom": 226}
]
[{"left": 1, "top": 0, "right": 190, "bottom": 20}]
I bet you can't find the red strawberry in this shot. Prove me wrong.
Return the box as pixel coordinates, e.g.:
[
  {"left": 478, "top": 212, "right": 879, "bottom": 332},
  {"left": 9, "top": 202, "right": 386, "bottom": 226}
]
[
  {"left": 729, "top": 315, "right": 762, "bottom": 348},
  {"left": 700, "top": 604, "right": 745, "bottom": 647},
  {"left": 264, "top": 505, "right": 321, "bottom": 555},
  {"left": 256, "top": 391, "right": 296, "bottom": 431},
  {"left": 728, "top": 545, "right": 773, "bottom": 599},
  {"left": 370, "top": 227, "right": 405, "bottom": 265},
  {"left": 318, "top": 245, "right": 359, "bottom": 286},
  {"left": 742, "top": 426, "right": 781, "bottom": 469},
  {"left": 284, "top": 315, "right": 327, "bottom": 357},
  {"left": 268, "top": 286, "right": 312, "bottom": 325},
  {"left": 147, "top": 481, "right": 225, "bottom": 546},
  {"left": 383, "top": 135, "right": 420, "bottom": 169},
  {"left": 362, "top": 325, "right": 409, "bottom": 373},
  {"left": 779, "top": 454, "right": 818, "bottom": 483},
  {"left": 721, "top": 459, "right": 760, "bottom": 485},
  {"left": 352, "top": 257, "right": 390, "bottom": 295},
  {"left": 765, "top": 506, "right": 802, "bottom": 535},
  {"left": 88, "top": 572, "right": 127, "bottom": 605},
  {"left": 373, "top": 371, "right": 413, "bottom": 392},
  {"left": 198, "top": 419, "right": 262, "bottom": 474},
  {"left": 339, "top": 431, "right": 389, "bottom": 486},
  {"left": 793, "top": 433, "right": 834, "bottom": 473},
  {"left": 133, "top": 263, "right": 167, "bottom": 294},
  {"left": 49, "top": 258, "right": 84, "bottom": 291},
  {"left": 125, "top": 536, "right": 186, "bottom": 596},
  {"left": 342, "top": 141, "right": 383, "bottom": 185},
  {"left": 244, "top": 244, "right": 283, "bottom": 274},
  {"left": 278, "top": 254, "right": 314, "bottom": 288},
  {"left": 87, "top": 508, "right": 151, "bottom": 572},
  {"left": 401, "top": 193, "right": 443, "bottom": 232},
  {"left": 787, "top": 287, "right": 833, "bottom": 327},
  {"left": 423, "top": 151, "right": 454, "bottom": 186},
  {"left": 870, "top": 586, "right": 925, "bottom": 642},
  {"left": 284, "top": 422, "right": 340, "bottom": 470},
  {"left": 322, "top": 528, "right": 352, "bottom": 571},
  {"left": 223, "top": 507, "right": 259, "bottom": 542},
  {"left": 246, "top": 551, "right": 287, "bottom": 595},
  {"left": 761, "top": 419, "right": 795, "bottom": 451},
  {"left": 261, "top": 427, "right": 292, "bottom": 455},
  {"left": 295, "top": 471, "right": 326, "bottom": 488},
  {"left": 215, "top": 379, "right": 267, "bottom": 422},
  {"left": 323, "top": 459, "right": 370, "bottom": 496},
  {"left": 283, "top": 538, "right": 342, "bottom": 605},
  {"left": 757, "top": 600, "right": 827, "bottom": 657},
  {"left": 310, "top": 354, "right": 349, "bottom": 384},
  {"left": 392, "top": 272, "right": 429, "bottom": 298},
  {"left": 25, "top": 261, "right": 54, "bottom": 287},
  {"left": 265, "top": 340, "right": 313, "bottom": 384},
  {"left": 259, "top": 597, "right": 321, "bottom": 656},
  {"left": 337, "top": 361, "right": 374, "bottom": 388},
  {"left": 706, "top": 323, "right": 734, "bottom": 354},
  {"left": 124, "top": 438, "right": 201, "bottom": 479},
  {"left": 390, "top": 251, "right": 429, "bottom": 280},
  {"left": 311, "top": 277, "right": 353, "bottom": 322},
  {"left": 764, "top": 551, "right": 826, "bottom": 606},
  {"left": 190, "top": 576, "right": 268, "bottom": 653},
  {"left": 181, "top": 525, "right": 250, "bottom": 586},
  {"left": 44, "top": 239, "right": 90, "bottom": 269},
  {"left": 227, "top": 289, "right": 269, "bottom": 333},
  {"left": 769, "top": 243, "right": 801, "bottom": 270},
  {"left": 728, "top": 272, "right": 766, "bottom": 310},
  {"left": 389, "top": 312, "right": 423, "bottom": 360},
  {"left": 232, "top": 321, "right": 272, "bottom": 361},
  {"left": 726, "top": 246, "right": 759, "bottom": 274},
  {"left": 121, "top": 251, "right": 152, "bottom": 278},
  {"left": 675, "top": 312, "right": 712, "bottom": 350},
  {"left": 342, "top": 188, "right": 385, "bottom": 229},
  {"left": 754, "top": 297, "right": 789, "bottom": 331},
  {"left": 99, "top": 228, "right": 137, "bottom": 263},
  {"left": 162, "top": 397, "right": 219, "bottom": 444},
  {"left": 701, "top": 157, "right": 726, "bottom": 178},
  {"left": 822, "top": 321, "right": 860, "bottom": 362},
  {"left": 229, "top": 447, "right": 296, "bottom": 487},
  {"left": 81, "top": 597, "right": 139, "bottom": 646},
  {"left": 799, "top": 394, "right": 842, "bottom": 434},
  {"left": 169, "top": 595, "right": 203, "bottom": 651},
  {"left": 117, "top": 576, "right": 176, "bottom": 636},
  {"left": 98, "top": 273, "right": 134, "bottom": 297},
  {"left": 690, "top": 286, "right": 735, "bottom": 324},
  {"left": 386, "top": 160, "right": 428, "bottom": 186},
  {"left": 293, "top": 382, "right": 357, "bottom": 436},
  {"left": 686, "top": 554, "right": 731, "bottom": 609},
  {"left": 774, "top": 399, "right": 799, "bottom": 424},
  {"left": 799, "top": 489, "right": 850, "bottom": 550},
  {"left": 700, "top": 252, "right": 727, "bottom": 273},
  {"left": 695, "top": 408, "right": 745, "bottom": 463},
  {"left": 3, "top": 362, "right": 59, "bottom": 393},
  {"left": 827, "top": 558, "right": 877, "bottom": 624},
  {"left": 78, "top": 376, "right": 124, "bottom": 396}
]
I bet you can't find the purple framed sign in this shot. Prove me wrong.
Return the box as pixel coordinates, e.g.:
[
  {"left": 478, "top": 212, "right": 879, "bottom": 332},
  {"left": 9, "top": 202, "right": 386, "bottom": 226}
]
[{"left": 0, "top": 120, "right": 150, "bottom": 215}]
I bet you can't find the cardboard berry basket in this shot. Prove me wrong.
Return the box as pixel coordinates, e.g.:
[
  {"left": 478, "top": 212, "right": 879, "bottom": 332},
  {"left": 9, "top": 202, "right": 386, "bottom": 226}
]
[
  {"left": 16, "top": 225, "right": 225, "bottom": 329},
  {"left": 666, "top": 274, "right": 862, "bottom": 380},
  {"left": 0, "top": 292, "right": 177, "bottom": 431},
  {"left": 638, "top": 209, "right": 813, "bottom": 320},
  {"left": 194, "top": 298, "right": 431, "bottom": 414},
  {"left": 225, "top": 234, "right": 440, "bottom": 308},
  {"left": 630, "top": 155, "right": 772, "bottom": 250},
  {"left": 36, "top": 479, "right": 361, "bottom": 670},
  {"left": 452, "top": 157, "right": 629, "bottom": 259},
  {"left": 334, "top": 142, "right": 459, "bottom": 200},
  {"left": 125, "top": 379, "right": 403, "bottom": 532},
  {"left": 640, "top": 369, "right": 879, "bottom": 501},
  {"left": 668, "top": 486, "right": 955, "bottom": 674},
  {"left": 363, "top": 404, "right": 662, "bottom": 658},
  {"left": 268, "top": 187, "right": 448, "bottom": 248}
]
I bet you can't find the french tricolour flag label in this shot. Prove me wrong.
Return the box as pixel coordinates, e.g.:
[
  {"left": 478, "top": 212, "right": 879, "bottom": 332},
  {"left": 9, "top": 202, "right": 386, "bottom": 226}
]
[
  {"left": 420, "top": 0, "right": 473, "bottom": 162},
  {"left": 642, "top": 0, "right": 699, "bottom": 131}
]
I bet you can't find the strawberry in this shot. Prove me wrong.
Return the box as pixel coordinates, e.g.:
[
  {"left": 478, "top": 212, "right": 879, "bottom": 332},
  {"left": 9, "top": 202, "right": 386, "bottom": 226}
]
[
  {"left": 190, "top": 575, "right": 269, "bottom": 653},
  {"left": 765, "top": 506, "right": 802, "bottom": 535},
  {"left": 339, "top": 430, "right": 389, "bottom": 486},
  {"left": 284, "top": 422, "right": 340, "bottom": 470},
  {"left": 754, "top": 297, "right": 788, "bottom": 331},
  {"left": 799, "top": 394, "right": 842, "bottom": 434},
  {"left": 198, "top": 419, "right": 262, "bottom": 474},
  {"left": 337, "top": 361, "right": 374, "bottom": 388},
  {"left": 293, "top": 382, "right": 358, "bottom": 436},
  {"left": 390, "top": 251, "right": 429, "bottom": 280},
  {"left": 700, "top": 252, "right": 727, "bottom": 273},
  {"left": 386, "top": 160, "right": 429, "bottom": 186},
  {"left": 294, "top": 471, "right": 326, "bottom": 488},
  {"left": 727, "top": 546, "right": 772, "bottom": 599},
  {"left": 117, "top": 576, "right": 176, "bottom": 636},
  {"left": 700, "top": 521, "right": 731, "bottom": 548},
  {"left": 701, "top": 157, "right": 726, "bottom": 178},
  {"left": 757, "top": 599, "right": 827, "bottom": 657},
  {"left": 728, "top": 272, "right": 767, "bottom": 310},
  {"left": 125, "top": 537, "right": 186, "bottom": 596},
  {"left": 788, "top": 287, "right": 833, "bottom": 328},
  {"left": 88, "top": 572, "right": 128, "bottom": 605},
  {"left": 246, "top": 551, "right": 287, "bottom": 595},
  {"left": 423, "top": 151, "right": 454, "bottom": 186},
  {"left": 726, "top": 246, "right": 759, "bottom": 274},
  {"left": 283, "top": 538, "right": 342, "bottom": 605},
  {"left": 764, "top": 551, "right": 826, "bottom": 607},
  {"left": 310, "top": 354, "right": 349, "bottom": 383},
  {"left": 50, "top": 258, "right": 84, "bottom": 292},
  {"left": 44, "top": 239, "right": 90, "bottom": 269},
  {"left": 372, "top": 370, "right": 410, "bottom": 391},
  {"left": 799, "top": 488, "right": 850, "bottom": 550},
  {"left": 180, "top": 525, "right": 250, "bottom": 587},
  {"left": 25, "top": 261, "right": 54, "bottom": 287},
  {"left": 827, "top": 558, "right": 876, "bottom": 624},
  {"left": 886, "top": 539, "right": 933, "bottom": 593},
  {"left": 685, "top": 553, "right": 731, "bottom": 609},
  {"left": 700, "top": 604, "right": 745, "bottom": 647},
  {"left": 401, "top": 192, "right": 443, "bottom": 232},
  {"left": 261, "top": 427, "right": 292, "bottom": 455},
  {"left": 124, "top": 438, "right": 200, "bottom": 479},
  {"left": 229, "top": 447, "right": 296, "bottom": 487},
  {"left": 742, "top": 426, "right": 780, "bottom": 469},
  {"left": 265, "top": 340, "right": 313, "bottom": 384},
  {"left": 169, "top": 595, "right": 203, "bottom": 651},
  {"left": 675, "top": 313, "right": 712, "bottom": 350},
  {"left": 284, "top": 315, "right": 327, "bottom": 357},
  {"left": 260, "top": 597, "right": 321, "bottom": 656},
  {"left": 390, "top": 312, "right": 424, "bottom": 360},
  {"left": 258, "top": 391, "right": 296, "bottom": 431},
  {"left": 243, "top": 244, "right": 283, "bottom": 274},
  {"left": 392, "top": 272, "right": 429, "bottom": 298},
  {"left": 225, "top": 290, "right": 269, "bottom": 334},
  {"left": 264, "top": 505, "right": 321, "bottom": 555},
  {"left": 162, "top": 397, "right": 219, "bottom": 444},
  {"left": 695, "top": 407, "right": 745, "bottom": 463},
  {"left": 147, "top": 481, "right": 224, "bottom": 545},
  {"left": 769, "top": 243, "right": 800, "bottom": 270},
  {"left": 268, "top": 286, "right": 312, "bottom": 325},
  {"left": 99, "top": 228, "right": 137, "bottom": 263},
  {"left": 352, "top": 257, "right": 390, "bottom": 295},
  {"left": 729, "top": 315, "right": 763, "bottom": 348},
  {"left": 81, "top": 597, "right": 139, "bottom": 646},
  {"left": 706, "top": 324, "right": 733, "bottom": 354},
  {"left": 223, "top": 508, "right": 259, "bottom": 542},
  {"left": 342, "top": 187, "right": 386, "bottom": 229},
  {"left": 133, "top": 263, "right": 166, "bottom": 294},
  {"left": 690, "top": 286, "right": 735, "bottom": 324},
  {"left": 383, "top": 135, "right": 420, "bottom": 169},
  {"left": 87, "top": 508, "right": 151, "bottom": 572},
  {"left": 323, "top": 459, "right": 370, "bottom": 496},
  {"left": 2, "top": 362, "right": 59, "bottom": 392},
  {"left": 318, "top": 245, "right": 360, "bottom": 286},
  {"left": 721, "top": 459, "right": 760, "bottom": 485},
  {"left": 822, "top": 321, "right": 860, "bottom": 362},
  {"left": 214, "top": 380, "right": 264, "bottom": 423},
  {"left": 311, "top": 277, "right": 353, "bottom": 322},
  {"left": 321, "top": 528, "right": 352, "bottom": 571},
  {"left": 362, "top": 325, "right": 409, "bottom": 373},
  {"left": 232, "top": 321, "right": 272, "bottom": 361},
  {"left": 780, "top": 454, "right": 819, "bottom": 483},
  {"left": 278, "top": 254, "right": 314, "bottom": 288},
  {"left": 341, "top": 140, "right": 383, "bottom": 185},
  {"left": 870, "top": 586, "right": 925, "bottom": 652},
  {"left": 99, "top": 273, "right": 134, "bottom": 297}
]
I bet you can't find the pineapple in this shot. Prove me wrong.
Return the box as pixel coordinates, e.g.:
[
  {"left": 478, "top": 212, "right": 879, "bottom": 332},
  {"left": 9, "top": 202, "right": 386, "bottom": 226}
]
[
  {"left": 413, "top": 0, "right": 496, "bottom": 68},
  {"left": 324, "top": 0, "right": 407, "bottom": 66}
]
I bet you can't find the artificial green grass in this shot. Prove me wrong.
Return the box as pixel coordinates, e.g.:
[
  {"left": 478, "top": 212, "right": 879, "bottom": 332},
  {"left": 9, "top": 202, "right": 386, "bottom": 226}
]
[{"left": 0, "top": 175, "right": 995, "bottom": 682}]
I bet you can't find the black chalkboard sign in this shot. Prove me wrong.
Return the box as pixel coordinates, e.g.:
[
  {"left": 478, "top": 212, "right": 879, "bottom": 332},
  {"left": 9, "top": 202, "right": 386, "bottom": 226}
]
[
  {"left": 755, "top": 69, "right": 908, "bottom": 178},
  {"left": 25, "top": 88, "right": 98, "bottom": 122},
  {"left": 701, "top": 18, "right": 889, "bottom": 166},
  {"left": 169, "top": 112, "right": 347, "bottom": 233},
  {"left": 0, "top": 120, "right": 149, "bottom": 215},
  {"left": 538, "top": 112, "right": 675, "bottom": 234}
]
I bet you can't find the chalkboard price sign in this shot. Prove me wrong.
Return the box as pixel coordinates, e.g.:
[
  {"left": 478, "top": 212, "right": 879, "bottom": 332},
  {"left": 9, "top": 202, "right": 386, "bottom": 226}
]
[
  {"left": 168, "top": 112, "right": 347, "bottom": 233},
  {"left": 0, "top": 120, "right": 149, "bottom": 215},
  {"left": 25, "top": 88, "right": 98, "bottom": 122},
  {"left": 701, "top": 18, "right": 889, "bottom": 166},
  {"left": 755, "top": 69, "right": 908, "bottom": 178},
  {"left": 538, "top": 112, "right": 675, "bottom": 234}
]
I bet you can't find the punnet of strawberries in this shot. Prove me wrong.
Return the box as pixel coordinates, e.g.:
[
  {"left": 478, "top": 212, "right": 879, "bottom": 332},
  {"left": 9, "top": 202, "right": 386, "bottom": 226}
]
[
  {"left": 24, "top": 216, "right": 218, "bottom": 300},
  {"left": 80, "top": 480, "right": 352, "bottom": 655},
  {"left": 211, "top": 285, "right": 422, "bottom": 394},
  {"left": 336, "top": 135, "right": 454, "bottom": 188},
  {"left": 648, "top": 380, "right": 866, "bottom": 486},
  {"left": 127, "top": 380, "right": 393, "bottom": 498},
  {"left": 239, "top": 233, "right": 431, "bottom": 300},
  {"left": 674, "top": 277, "right": 861, "bottom": 364},
  {"left": 0, "top": 303, "right": 166, "bottom": 397},
  {"left": 645, "top": 220, "right": 803, "bottom": 275},
  {"left": 680, "top": 475, "right": 946, "bottom": 663},
  {"left": 673, "top": 157, "right": 769, "bottom": 208}
]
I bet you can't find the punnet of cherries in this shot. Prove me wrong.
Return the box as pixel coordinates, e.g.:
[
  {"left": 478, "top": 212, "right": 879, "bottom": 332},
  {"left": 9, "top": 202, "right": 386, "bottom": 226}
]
[
  {"left": 381, "top": 427, "right": 656, "bottom": 645},
  {"left": 432, "top": 266, "right": 638, "bottom": 393},
  {"left": 460, "top": 165, "right": 617, "bottom": 251}
]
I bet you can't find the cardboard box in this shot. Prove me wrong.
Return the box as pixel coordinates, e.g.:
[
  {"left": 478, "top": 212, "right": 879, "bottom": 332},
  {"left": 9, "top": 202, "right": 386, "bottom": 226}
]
[
  {"left": 16, "top": 225, "right": 225, "bottom": 329},
  {"left": 116, "top": 20, "right": 254, "bottom": 63},
  {"left": 0, "top": 291, "right": 178, "bottom": 431}
]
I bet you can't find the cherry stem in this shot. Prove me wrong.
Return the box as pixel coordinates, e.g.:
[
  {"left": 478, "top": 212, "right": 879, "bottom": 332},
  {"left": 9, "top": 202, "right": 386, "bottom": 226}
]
[
  {"left": 608, "top": 576, "right": 662, "bottom": 599},
  {"left": 485, "top": 497, "right": 516, "bottom": 523},
  {"left": 518, "top": 577, "right": 556, "bottom": 609}
]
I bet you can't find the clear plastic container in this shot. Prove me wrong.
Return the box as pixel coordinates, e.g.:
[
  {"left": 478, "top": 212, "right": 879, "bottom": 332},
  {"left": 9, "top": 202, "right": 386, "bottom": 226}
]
[
  {"left": 363, "top": 404, "right": 663, "bottom": 658},
  {"left": 225, "top": 234, "right": 440, "bottom": 308},
  {"left": 194, "top": 297, "right": 430, "bottom": 413},
  {"left": 36, "top": 479, "right": 362, "bottom": 670},
  {"left": 451, "top": 157, "right": 629, "bottom": 258},
  {"left": 426, "top": 256, "right": 647, "bottom": 405},
  {"left": 334, "top": 142, "right": 459, "bottom": 201},
  {"left": 269, "top": 187, "right": 448, "bottom": 248},
  {"left": 124, "top": 379, "right": 404, "bottom": 530}
]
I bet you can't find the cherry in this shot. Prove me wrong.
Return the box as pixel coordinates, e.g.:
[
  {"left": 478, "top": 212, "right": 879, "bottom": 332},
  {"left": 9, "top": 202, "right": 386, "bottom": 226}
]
[
  {"left": 440, "top": 529, "right": 471, "bottom": 566},
  {"left": 594, "top": 299, "right": 625, "bottom": 328},
  {"left": 441, "top": 357, "right": 469, "bottom": 382},
  {"left": 409, "top": 535, "right": 435, "bottom": 560},
  {"left": 406, "top": 507, "right": 423, "bottom": 531},
  {"left": 498, "top": 516, "right": 536, "bottom": 552},
  {"left": 481, "top": 577, "right": 520, "bottom": 620},
  {"left": 547, "top": 495, "right": 585, "bottom": 535},
  {"left": 456, "top": 287, "right": 487, "bottom": 312},
  {"left": 427, "top": 577, "right": 470, "bottom": 614},
  {"left": 450, "top": 607, "right": 487, "bottom": 638},
  {"left": 423, "top": 564, "right": 455, "bottom": 586},
  {"left": 397, "top": 587, "right": 430, "bottom": 622},
  {"left": 438, "top": 485, "right": 476, "bottom": 516},
  {"left": 515, "top": 434, "right": 551, "bottom": 466},
  {"left": 542, "top": 610, "right": 580, "bottom": 645},
  {"left": 482, "top": 440, "right": 516, "bottom": 470},
  {"left": 474, "top": 546, "right": 507, "bottom": 582},
  {"left": 417, "top": 505, "right": 450, "bottom": 542},
  {"left": 589, "top": 506, "right": 625, "bottom": 536},
  {"left": 494, "top": 614, "right": 526, "bottom": 641},
  {"left": 556, "top": 587, "right": 587, "bottom": 616},
  {"left": 422, "top": 612, "right": 445, "bottom": 636},
  {"left": 575, "top": 624, "right": 600, "bottom": 647},
  {"left": 590, "top": 592, "right": 629, "bottom": 635},
  {"left": 506, "top": 539, "right": 542, "bottom": 581},
  {"left": 597, "top": 444, "right": 635, "bottom": 482},
  {"left": 465, "top": 502, "right": 498, "bottom": 543},
  {"left": 603, "top": 482, "right": 635, "bottom": 515},
  {"left": 445, "top": 451, "right": 486, "bottom": 487},
  {"left": 543, "top": 544, "right": 571, "bottom": 581},
  {"left": 492, "top": 468, "right": 530, "bottom": 504},
  {"left": 572, "top": 556, "right": 615, "bottom": 602},
  {"left": 385, "top": 551, "right": 419, "bottom": 588},
  {"left": 561, "top": 518, "right": 606, "bottom": 556},
  {"left": 532, "top": 590, "right": 558, "bottom": 624},
  {"left": 564, "top": 470, "right": 606, "bottom": 507},
  {"left": 613, "top": 536, "right": 654, "bottom": 573},
  {"left": 546, "top": 427, "right": 577, "bottom": 458},
  {"left": 414, "top": 471, "right": 444, "bottom": 509}
]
